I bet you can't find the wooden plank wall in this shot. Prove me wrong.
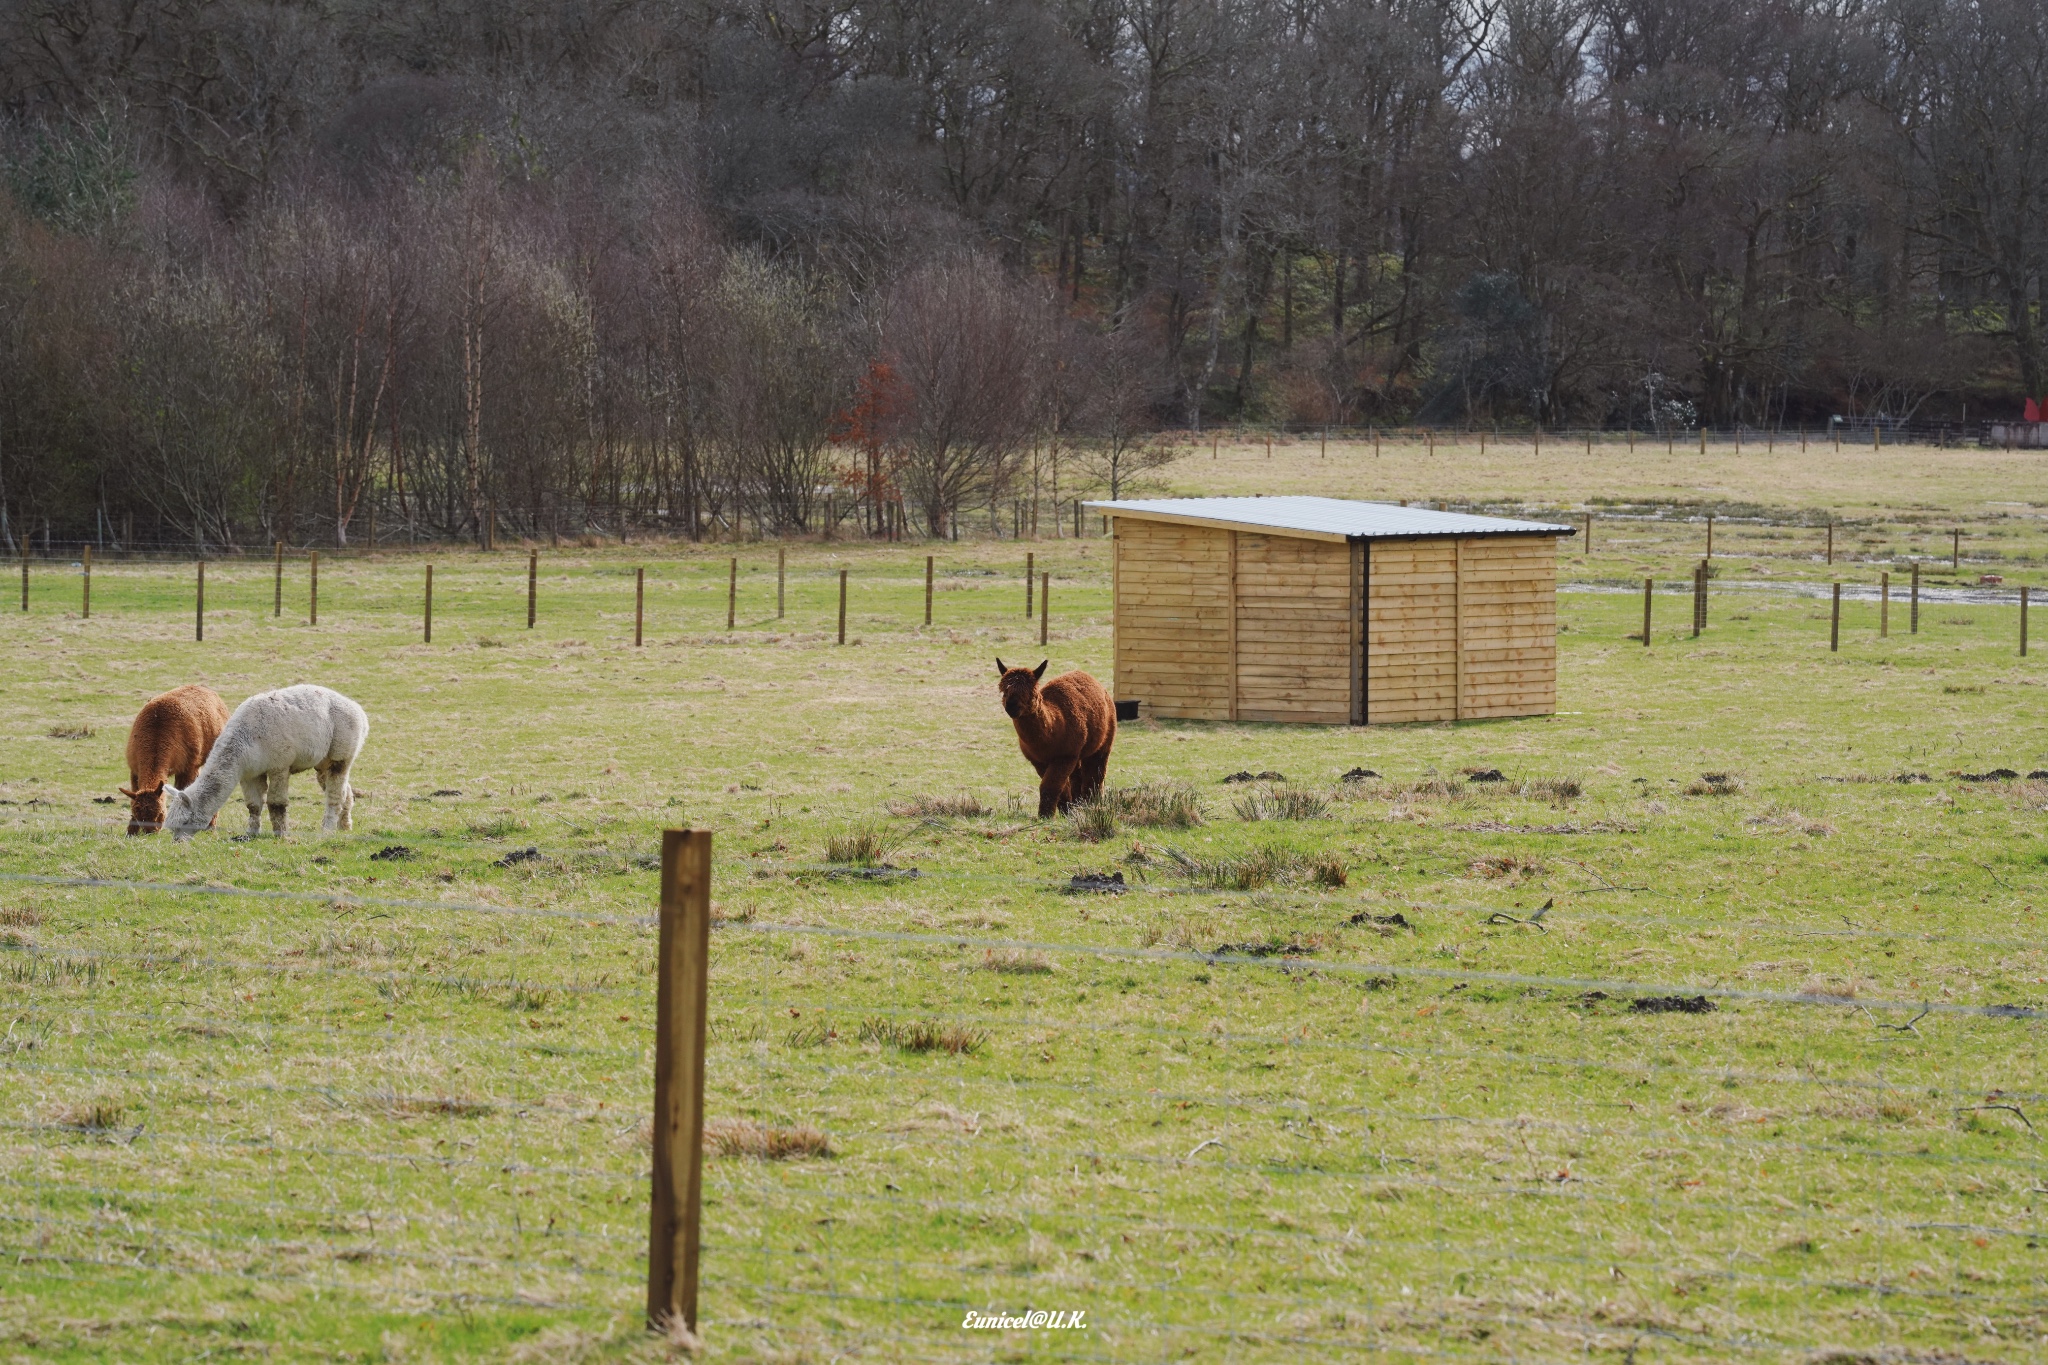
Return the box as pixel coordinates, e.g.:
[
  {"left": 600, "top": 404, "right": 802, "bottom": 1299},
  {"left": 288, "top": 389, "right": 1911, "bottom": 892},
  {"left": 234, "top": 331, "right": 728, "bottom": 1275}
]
[
  {"left": 1112, "top": 518, "right": 1233, "bottom": 719},
  {"left": 1456, "top": 536, "right": 1558, "bottom": 719},
  {"left": 1233, "top": 533, "right": 1356, "bottom": 724},
  {"left": 1366, "top": 539, "right": 1459, "bottom": 722}
]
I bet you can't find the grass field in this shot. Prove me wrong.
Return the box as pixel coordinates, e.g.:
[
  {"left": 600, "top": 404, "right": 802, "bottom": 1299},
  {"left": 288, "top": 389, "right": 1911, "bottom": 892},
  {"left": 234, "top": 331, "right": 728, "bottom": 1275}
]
[{"left": 2, "top": 441, "right": 2045, "bottom": 1363}]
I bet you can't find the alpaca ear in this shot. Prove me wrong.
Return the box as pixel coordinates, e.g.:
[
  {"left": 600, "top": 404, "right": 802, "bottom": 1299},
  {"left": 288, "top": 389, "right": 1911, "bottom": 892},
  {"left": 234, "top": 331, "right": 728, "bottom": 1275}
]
[
  {"left": 118, "top": 786, "right": 137, "bottom": 799},
  {"left": 994, "top": 657, "right": 1007, "bottom": 676},
  {"left": 1032, "top": 660, "right": 1047, "bottom": 680}
]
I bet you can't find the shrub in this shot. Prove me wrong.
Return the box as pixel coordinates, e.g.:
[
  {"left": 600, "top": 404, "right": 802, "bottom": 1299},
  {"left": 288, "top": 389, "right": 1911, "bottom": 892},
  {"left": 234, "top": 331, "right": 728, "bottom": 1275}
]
[
  {"left": 1513, "top": 776, "right": 1583, "bottom": 801},
  {"left": 1683, "top": 774, "right": 1742, "bottom": 796},
  {"left": 1176, "top": 846, "right": 1346, "bottom": 891},
  {"left": 1067, "top": 801, "right": 1120, "bottom": 842}
]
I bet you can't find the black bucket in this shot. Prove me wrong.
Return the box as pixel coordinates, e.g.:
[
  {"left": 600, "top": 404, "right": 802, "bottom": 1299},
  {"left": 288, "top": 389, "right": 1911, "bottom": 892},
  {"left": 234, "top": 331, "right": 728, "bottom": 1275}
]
[{"left": 1114, "top": 699, "right": 1141, "bottom": 721}]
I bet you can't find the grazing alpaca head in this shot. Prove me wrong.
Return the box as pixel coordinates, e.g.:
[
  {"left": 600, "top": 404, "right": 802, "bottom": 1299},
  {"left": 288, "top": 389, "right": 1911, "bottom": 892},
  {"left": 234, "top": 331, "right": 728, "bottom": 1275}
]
[
  {"left": 163, "top": 782, "right": 206, "bottom": 842},
  {"left": 995, "top": 658, "right": 1048, "bottom": 719},
  {"left": 120, "top": 783, "right": 165, "bottom": 836}
]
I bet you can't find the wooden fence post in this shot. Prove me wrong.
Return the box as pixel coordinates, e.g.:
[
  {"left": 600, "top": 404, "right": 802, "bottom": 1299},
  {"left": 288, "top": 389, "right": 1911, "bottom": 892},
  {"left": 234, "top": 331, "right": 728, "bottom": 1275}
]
[
  {"left": 528, "top": 551, "right": 538, "bottom": 628},
  {"left": 838, "top": 568, "right": 848, "bottom": 644},
  {"left": 1025, "top": 552, "right": 1034, "bottom": 617},
  {"left": 1826, "top": 522, "right": 1833, "bottom": 564},
  {"left": 636, "top": 568, "right": 646, "bottom": 647},
  {"left": 1706, "top": 515, "right": 1714, "bottom": 559},
  {"left": 1952, "top": 529, "right": 1960, "bottom": 569},
  {"left": 1880, "top": 571, "right": 1890, "bottom": 638},
  {"left": 1040, "top": 572, "right": 1050, "bottom": 647},
  {"left": 274, "top": 541, "right": 284, "bottom": 617},
  {"left": 424, "top": 564, "right": 434, "bottom": 643},
  {"left": 81, "top": 544, "right": 90, "bottom": 619},
  {"left": 1691, "top": 564, "right": 1702, "bottom": 638},
  {"left": 777, "top": 548, "right": 785, "bottom": 619},
  {"left": 2023, "top": 586, "right": 2031, "bottom": 658},
  {"left": 1641, "top": 577, "right": 1652, "bottom": 647},
  {"left": 309, "top": 552, "right": 319, "bottom": 625},
  {"left": 924, "top": 556, "right": 933, "bottom": 626},
  {"left": 647, "top": 828, "right": 712, "bottom": 1338},
  {"left": 727, "top": 557, "right": 737, "bottom": 630},
  {"left": 196, "top": 561, "right": 205, "bottom": 642},
  {"left": 1698, "top": 427, "right": 1706, "bottom": 455},
  {"left": 1585, "top": 512, "right": 1592, "bottom": 553},
  {"left": 1830, "top": 583, "right": 1841, "bottom": 652},
  {"left": 1911, "top": 562, "right": 1920, "bottom": 634}
]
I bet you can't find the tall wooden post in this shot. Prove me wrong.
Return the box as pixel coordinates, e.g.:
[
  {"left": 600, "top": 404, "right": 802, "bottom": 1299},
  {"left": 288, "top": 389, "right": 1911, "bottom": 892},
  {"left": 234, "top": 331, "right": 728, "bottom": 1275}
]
[
  {"left": 1641, "top": 577, "right": 1652, "bottom": 647},
  {"left": 309, "top": 552, "right": 319, "bottom": 626},
  {"left": 1025, "top": 552, "right": 1035, "bottom": 617},
  {"left": 1830, "top": 583, "right": 1841, "bottom": 652},
  {"left": 1952, "top": 529, "right": 1960, "bottom": 569},
  {"left": 727, "top": 557, "right": 737, "bottom": 629},
  {"left": 636, "top": 568, "right": 646, "bottom": 647},
  {"left": 81, "top": 545, "right": 90, "bottom": 619},
  {"left": 528, "top": 551, "right": 538, "bottom": 628},
  {"left": 647, "top": 828, "right": 711, "bottom": 1337},
  {"left": 837, "top": 569, "right": 848, "bottom": 644},
  {"left": 1706, "top": 515, "right": 1714, "bottom": 559},
  {"left": 1826, "top": 523, "right": 1833, "bottom": 564},
  {"left": 924, "top": 556, "right": 933, "bottom": 626},
  {"left": 1691, "top": 564, "right": 1702, "bottom": 638},
  {"left": 1911, "top": 561, "right": 1920, "bottom": 634},
  {"left": 1040, "top": 572, "right": 1050, "bottom": 647},
  {"left": 424, "top": 565, "right": 434, "bottom": 643},
  {"left": 196, "top": 561, "right": 205, "bottom": 642},
  {"left": 1880, "top": 571, "right": 1890, "bottom": 638},
  {"left": 274, "top": 541, "right": 284, "bottom": 617},
  {"left": 1585, "top": 512, "right": 1592, "bottom": 554},
  {"left": 777, "top": 548, "right": 786, "bottom": 619}
]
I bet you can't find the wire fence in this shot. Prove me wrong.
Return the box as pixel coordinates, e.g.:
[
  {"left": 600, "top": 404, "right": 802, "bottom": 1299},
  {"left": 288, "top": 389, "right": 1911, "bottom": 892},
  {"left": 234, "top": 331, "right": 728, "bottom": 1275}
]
[{"left": 3, "top": 848, "right": 2042, "bottom": 1360}]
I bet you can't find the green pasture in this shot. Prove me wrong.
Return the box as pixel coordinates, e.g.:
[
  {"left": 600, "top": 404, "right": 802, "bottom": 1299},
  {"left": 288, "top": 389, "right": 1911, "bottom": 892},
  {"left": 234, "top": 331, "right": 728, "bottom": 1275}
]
[{"left": 1, "top": 534, "right": 2044, "bottom": 1363}]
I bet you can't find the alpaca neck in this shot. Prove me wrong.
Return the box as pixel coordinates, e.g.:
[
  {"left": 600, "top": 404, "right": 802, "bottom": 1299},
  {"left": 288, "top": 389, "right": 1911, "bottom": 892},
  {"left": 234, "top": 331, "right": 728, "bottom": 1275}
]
[
  {"left": 1015, "top": 692, "right": 1056, "bottom": 736},
  {"left": 183, "top": 734, "right": 243, "bottom": 819}
]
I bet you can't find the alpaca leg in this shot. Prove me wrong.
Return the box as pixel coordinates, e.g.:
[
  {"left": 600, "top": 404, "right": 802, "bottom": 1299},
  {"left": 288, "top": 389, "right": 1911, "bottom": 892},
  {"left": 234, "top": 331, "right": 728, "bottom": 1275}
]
[
  {"left": 239, "top": 776, "right": 265, "bottom": 838},
  {"left": 1039, "top": 759, "right": 1078, "bottom": 818},
  {"left": 320, "top": 761, "right": 352, "bottom": 833},
  {"left": 1074, "top": 751, "right": 1109, "bottom": 804},
  {"left": 265, "top": 770, "right": 291, "bottom": 836}
]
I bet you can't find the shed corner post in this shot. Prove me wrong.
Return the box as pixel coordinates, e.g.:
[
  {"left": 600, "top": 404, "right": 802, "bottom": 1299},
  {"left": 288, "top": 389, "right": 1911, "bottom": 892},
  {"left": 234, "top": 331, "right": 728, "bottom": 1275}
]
[
  {"left": 1352, "top": 537, "right": 1369, "bottom": 727},
  {"left": 1227, "top": 529, "right": 1240, "bottom": 723},
  {"left": 1452, "top": 537, "right": 1465, "bottom": 722}
]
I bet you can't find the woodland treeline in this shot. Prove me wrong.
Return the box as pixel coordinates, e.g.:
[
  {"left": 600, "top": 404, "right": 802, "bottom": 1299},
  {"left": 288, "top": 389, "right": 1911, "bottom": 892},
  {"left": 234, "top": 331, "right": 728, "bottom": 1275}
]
[{"left": 0, "top": 0, "right": 2043, "bottom": 549}]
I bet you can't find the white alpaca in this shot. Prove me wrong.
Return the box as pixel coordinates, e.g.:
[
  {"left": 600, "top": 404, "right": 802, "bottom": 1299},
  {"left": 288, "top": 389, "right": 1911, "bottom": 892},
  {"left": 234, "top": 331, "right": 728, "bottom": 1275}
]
[{"left": 164, "top": 685, "right": 369, "bottom": 841}]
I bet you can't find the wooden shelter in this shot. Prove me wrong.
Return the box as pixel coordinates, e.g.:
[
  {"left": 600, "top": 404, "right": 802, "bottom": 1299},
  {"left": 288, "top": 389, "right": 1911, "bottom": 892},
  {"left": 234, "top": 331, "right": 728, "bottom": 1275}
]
[{"left": 1087, "top": 496, "right": 1575, "bottom": 725}]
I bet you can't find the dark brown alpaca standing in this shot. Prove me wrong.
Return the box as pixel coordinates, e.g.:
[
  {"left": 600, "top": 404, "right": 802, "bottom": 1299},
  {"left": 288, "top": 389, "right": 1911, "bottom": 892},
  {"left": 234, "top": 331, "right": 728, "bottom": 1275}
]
[
  {"left": 996, "top": 659, "right": 1116, "bottom": 817},
  {"left": 121, "top": 684, "right": 230, "bottom": 835}
]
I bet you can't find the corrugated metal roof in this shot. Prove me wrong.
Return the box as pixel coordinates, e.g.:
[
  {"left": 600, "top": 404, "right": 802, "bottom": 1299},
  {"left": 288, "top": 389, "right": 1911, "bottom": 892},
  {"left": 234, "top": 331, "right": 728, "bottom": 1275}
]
[{"left": 1083, "top": 495, "right": 1576, "bottom": 540}]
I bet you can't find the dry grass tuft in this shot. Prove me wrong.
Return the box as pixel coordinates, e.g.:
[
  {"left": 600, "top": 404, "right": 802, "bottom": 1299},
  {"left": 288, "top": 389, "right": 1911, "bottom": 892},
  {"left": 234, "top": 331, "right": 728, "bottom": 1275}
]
[
  {"left": 1683, "top": 773, "right": 1743, "bottom": 796},
  {"left": 1467, "top": 854, "right": 1547, "bottom": 881},
  {"left": 52, "top": 1100, "right": 125, "bottom": 1133},
  {"left": 887, "top": 793, "right": 990, "bottom": 818},
  {"left": 1512, "top": 775, "right": 1584, "bottom": 802},
  {"left": 824, "top": 825, "right": 893, "bottom": 865},
  {"left": 0, "top": 906, "right": 42, "bottom": 927},
  {"left": 861, "top": 1017, "right": 986, "bottom": 1055},
  {"left": 1745, "top": 805, "right": 1835, "bottom": 837},
  {"left": 1233, "top": 787, "right": 1330, "bottom": 821},
  {"left": 1073, "top": 782, "right": 1206, "bottom": 834},
  {"left": 377, "top": 1093, "right": 496, "bottom": 1119},
  {"left": 46, "top": 724, "right": 94, "bottom": 740},
  {"left": 979, "top": 948, "right": 1053, "bottom": 974},
  {"left": 1174, "top": 846, "right": 1347, "bottom": 891},
  {"left": 705, "top": 1117, "right": 833, "bottom": 1160}
]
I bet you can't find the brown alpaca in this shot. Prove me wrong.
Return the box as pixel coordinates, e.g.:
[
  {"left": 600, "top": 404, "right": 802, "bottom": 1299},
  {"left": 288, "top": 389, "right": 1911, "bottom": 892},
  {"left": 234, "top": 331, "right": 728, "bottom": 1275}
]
[
  {"left": 996, "top": 658, "right": 1116, "bottom": 817},
  {"left": 121, "top": 685, "right": 230, "bottom": 835}
]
